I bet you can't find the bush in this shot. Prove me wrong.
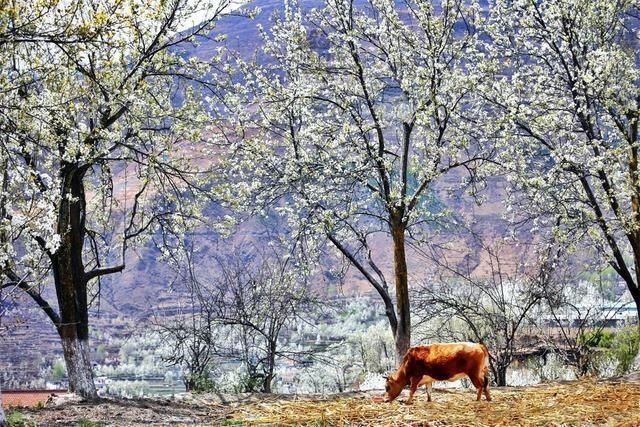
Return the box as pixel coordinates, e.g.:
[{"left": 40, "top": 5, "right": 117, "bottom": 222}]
[
  {"left": 610, "top": 326, "right": 640, "bottom": 375},
  {"left": 577, "top": 326, "right": 640, "bottom": 375},
  {"left": 6, "top": 411, "right": 33, "bottom": 427},
  {"left": 185, "top": 373, "right": 217, "bottom": 393},
  {"left": 49, "top": 359, "right": 67, "bottom": 381},
  {"left": 577, "top": 329, "right": 615, "bottom": 349}
]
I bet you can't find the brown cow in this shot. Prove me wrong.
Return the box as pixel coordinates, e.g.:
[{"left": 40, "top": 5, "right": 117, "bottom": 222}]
[{"left": 384, "top": 342, "right": 491, "bottom": 404}]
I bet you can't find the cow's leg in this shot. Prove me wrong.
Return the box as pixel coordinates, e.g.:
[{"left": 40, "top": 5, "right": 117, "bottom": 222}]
[
  {"left": 425, "top": 382, "right": 432, "bottom": 402},
  {"left": 483, "top": 367, "right": 492, "bottom": 401},
  {"left": 469, "top": 375, "right": 483, "bottom": 401},
  {"left": 406, "top": 376, "right": 420, "bottom": 405}
]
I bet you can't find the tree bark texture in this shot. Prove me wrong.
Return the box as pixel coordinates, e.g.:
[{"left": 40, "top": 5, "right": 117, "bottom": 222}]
[
  {"left": 0, "top": 386, "right": 6, "bottom": 427},
  {"left": 60, "top": 336, "right": 96, "bottom": 397},
  {"left": 263, "top": 340, "right": 277, "bottom": 393},
  {"left": 52, "top": 164, "right": 97, "bottom": 398},
  {"left": 391, "top": 212, "right": 411, "bottom": 364},
  {"left": 495, "top": 367, "right": 507, "bottom": 387}
]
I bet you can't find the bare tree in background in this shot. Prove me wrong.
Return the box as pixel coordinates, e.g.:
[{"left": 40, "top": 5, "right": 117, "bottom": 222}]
[
  {"left": 540, "top": 276, "right": 626, "bottom": 377},
  {"left": 156, "top": 245, "right": 314, "bottom": 393},
  {"left": 154, "top": 280, "right": 219, "bottom": 392},
  {"left": 413, "top": 239, "right": 552, "bottom": 386}
]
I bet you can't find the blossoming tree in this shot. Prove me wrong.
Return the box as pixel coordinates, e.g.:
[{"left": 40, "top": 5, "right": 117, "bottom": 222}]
[
  {"left": 218, "top": 0, "right": 492, "bottom": 361},
  {"left": 0, "top": 0, "right": 229, "bottom": 398},
  {"left": 487, "top": 0, "right": 640, "bottom": 323}
]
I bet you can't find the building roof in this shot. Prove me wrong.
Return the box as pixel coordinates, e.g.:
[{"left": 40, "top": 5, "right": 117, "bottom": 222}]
[{"left": 1, "top": 389, "right": 68, "bottom": 408}]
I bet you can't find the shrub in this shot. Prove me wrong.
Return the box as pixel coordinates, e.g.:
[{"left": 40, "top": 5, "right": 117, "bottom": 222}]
[
  {"left": 577, "top": 329, "right": 615, "bottom": 349},
  {"left": 49, "top": 359, "right": 67, "bottom": 381},
  {"left": 185, "top": 373, "right": 217, "bottom": 393},
  {"left": 577, "top": 326, "right": 640, "bottom": 375},
  {"left": 610, "top": 326, "right": 640, "bottom": 375},
  {"left": 6, "top": 411, "right": 33, "bottom": 427}
]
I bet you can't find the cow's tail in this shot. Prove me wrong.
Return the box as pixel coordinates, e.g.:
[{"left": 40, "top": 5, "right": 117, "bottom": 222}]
[{"left": 480, "top": 343, "right": 490, "bottom": 390}]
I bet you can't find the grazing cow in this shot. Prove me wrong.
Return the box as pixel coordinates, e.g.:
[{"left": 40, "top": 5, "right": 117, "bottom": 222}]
[{"left": 384, "top": 342, "right": 491, "bottom": 404}]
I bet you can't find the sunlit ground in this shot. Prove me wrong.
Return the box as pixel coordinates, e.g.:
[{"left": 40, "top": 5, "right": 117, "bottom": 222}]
[
  {"left": 230, "top": 379, "right": 640, "bottom": 426},
  {"left": 11, "top": 378, "right": 640, "bottom": 426}
]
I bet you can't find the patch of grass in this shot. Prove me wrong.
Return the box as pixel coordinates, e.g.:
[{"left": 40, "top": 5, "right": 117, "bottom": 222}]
[
  {"left": 220, "top": 420, "right": 244, "bottom": 426},
  {"left": 6, "top": 411, "right": 34, "bottom": 427},
  {"left": 76, "top": 418, "right": 104, "bottom": 427}
]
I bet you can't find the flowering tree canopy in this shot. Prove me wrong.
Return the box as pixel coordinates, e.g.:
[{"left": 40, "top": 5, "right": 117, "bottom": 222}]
[
  {"left": 218, "top": 0, "right": 494, "bottom": 361},
  {"left": 486, "top": 0, "right": 640, "bottom": 322},
  {"left": 0, "top": 0, "right": 230, "bottom": 397}
]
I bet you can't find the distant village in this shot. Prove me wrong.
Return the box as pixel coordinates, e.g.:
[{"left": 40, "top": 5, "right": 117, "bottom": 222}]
[{"left": 2, "top": 278, "right": 637, "bottom": 397}]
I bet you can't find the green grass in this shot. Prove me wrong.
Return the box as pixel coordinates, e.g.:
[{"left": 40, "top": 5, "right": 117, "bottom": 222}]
[
  {"left": 220, "top": 420, "right": 244, "bottom": 426},
  {"left": 76, "top": 418, "right": 105, "bottom": 427},
  {"left": 6, "top": 411, "right": 35, "bottom": 427}
]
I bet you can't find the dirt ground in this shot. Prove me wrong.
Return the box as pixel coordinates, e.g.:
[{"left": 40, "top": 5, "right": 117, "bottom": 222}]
[{"left": 7, "top": 378, "right": 640, "bottom": 426}]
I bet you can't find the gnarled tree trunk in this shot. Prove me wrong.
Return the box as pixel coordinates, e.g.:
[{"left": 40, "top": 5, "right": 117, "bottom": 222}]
[{"left": 263, "top": 339, "right": 277, "bottom": 393}]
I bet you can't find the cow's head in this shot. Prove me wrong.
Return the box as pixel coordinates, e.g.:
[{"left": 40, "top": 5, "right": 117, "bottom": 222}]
[{"left": 383, "top": 374, "right": 403, "bottom": 402}]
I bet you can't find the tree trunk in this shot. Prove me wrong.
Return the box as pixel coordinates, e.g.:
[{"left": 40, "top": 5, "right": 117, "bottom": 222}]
[
  {"left": 495, "top": 366, "right": 507, "bottom": 387},
  {"left": 263, "top": 369, "right": 273, "bottom": 393},
  {"left": 390, "top": 212, "right": 411, "bottom": 364},
  {"left": 263, "top": 339, "right": 277, "bottom": 393},
  {"left": 60, "top": 332, "right": 96, "bottom": 397},
  {"left": 628, "top": 274, "right": 640, "bottom": 326},
  {"left": 52, "top": 164, "right": 97, "bottom": 399},
  {"left": 0, "top": 386, "right": 6, "bottom": 427},
  {"left": 54, "top": 268, "right": 96, "bottom": 398}
]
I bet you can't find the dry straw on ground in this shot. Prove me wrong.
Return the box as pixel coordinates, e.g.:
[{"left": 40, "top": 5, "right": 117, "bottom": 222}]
[
  {"left": 13, "top": 378, "right": 640, "bottom": 426},
  {"left": 230, "top": 379, "right": 640, "bottom": 426}
]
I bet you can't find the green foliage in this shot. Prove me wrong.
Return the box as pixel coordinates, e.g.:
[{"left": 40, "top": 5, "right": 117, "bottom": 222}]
[
  {"left": 94, "top": 345, "right": 107, "bottom": 363},
  {"left": 220, "top": 421, "right": 245, "bottom": 426},
  {"left": 233, "top": 372, "right": 262, "bottom": 393},
  {"left": 50, "top": 359, "right": 67, "bottom": 380},
  {"left": 578, "top": 327, "right": 640, "bottom": 375},
  {"left": 6, "top": 411, "right": 34, "bottom": 427},
  {"left": 609, "top": 326, "right": 640, "bottom": 375},
  {"left": 76, "top": 418, "right": 104, "bottom": 427},
  {"left": 185, "top": 373, "right": 217, "bottom": 393},
  {"left": 578, "top": 330, "right": 615, "bottom": 349}
]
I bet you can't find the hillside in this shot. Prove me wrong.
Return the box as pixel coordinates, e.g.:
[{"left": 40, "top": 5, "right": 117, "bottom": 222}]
[
  {"left": 0, "top": 0, "right": 528, "bottom": 387},
  {"left": 8, "top": 378, "right": 640, "bottom": 426},
  {"left": 0, "top": 0, "right": 529, "bottom": 391},
  {"left": 15, "top": 0, "right": 516, "bottom": 317}
]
